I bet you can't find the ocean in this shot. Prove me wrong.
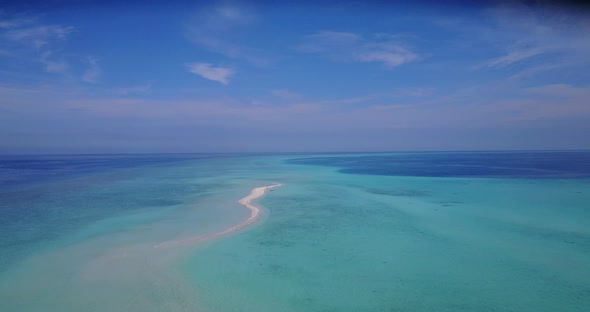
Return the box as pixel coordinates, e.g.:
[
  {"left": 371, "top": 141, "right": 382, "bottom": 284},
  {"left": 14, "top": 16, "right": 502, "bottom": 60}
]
[{"left": 1, "top": 151, "right": 589, "bottom": 311}]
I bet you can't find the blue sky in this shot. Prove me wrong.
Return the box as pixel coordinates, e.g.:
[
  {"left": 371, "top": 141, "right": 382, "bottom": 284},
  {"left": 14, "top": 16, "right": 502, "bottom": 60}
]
[{"left": 1, "top": 1, "right": 589, "bottom": 153}]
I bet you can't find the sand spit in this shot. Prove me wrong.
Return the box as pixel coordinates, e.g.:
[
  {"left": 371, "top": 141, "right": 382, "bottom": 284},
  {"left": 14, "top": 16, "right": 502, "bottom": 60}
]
[{"left": 154, "top": 183, "right": 282, "bottom": 248}]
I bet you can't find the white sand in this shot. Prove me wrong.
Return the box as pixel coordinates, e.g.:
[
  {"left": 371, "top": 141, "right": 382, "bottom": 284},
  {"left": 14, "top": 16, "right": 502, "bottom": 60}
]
[{"left": 155, "top": 183, "right": 282, "bottom": 248}]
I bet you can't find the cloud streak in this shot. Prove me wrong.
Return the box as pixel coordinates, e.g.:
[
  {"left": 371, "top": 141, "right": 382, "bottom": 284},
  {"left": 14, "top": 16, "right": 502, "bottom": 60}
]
[
  {"left": 5, "top": 25, "right": 74, "bottom": 48},
  {"left": 0, "top": 17, "right": 76, "bottom": 79},
  {"left": 526, "top": 83, "right": 590, "bottom": 98},
  {"left": 299, "top": 31, "right": 417, "bottom": 68},
  {"left": 186, "top": 3, "right": 268, "bottom": 65},
  {"left": 480, "top": 4, "right": 590, "bottom": 75},
  {"left": 39, "top": 51, "right": 68, "bottom": 73},
  {"left": 115, "top": 82, "right": 152, "bottom": 95},
  {"left": 187, "top": 63, "right": 234, "bottom": 85}
]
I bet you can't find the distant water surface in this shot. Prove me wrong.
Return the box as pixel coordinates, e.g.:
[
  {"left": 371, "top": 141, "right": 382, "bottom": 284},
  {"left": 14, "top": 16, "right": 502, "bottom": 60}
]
[{"left": 1, "top": 152, "right": 589, "bottom": 312}]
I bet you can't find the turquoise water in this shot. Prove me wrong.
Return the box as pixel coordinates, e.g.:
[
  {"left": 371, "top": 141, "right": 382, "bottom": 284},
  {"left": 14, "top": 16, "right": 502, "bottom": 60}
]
[{"left": 1, "top": 153, "right": 589, "bottom": 311}]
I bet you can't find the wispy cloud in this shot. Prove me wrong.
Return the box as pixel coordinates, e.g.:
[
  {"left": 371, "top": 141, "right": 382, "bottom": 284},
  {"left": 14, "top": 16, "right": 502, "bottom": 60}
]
[
  {"left": 271, "top": 89, "right": 301, "bottom": 100},
  {"left": 299, "top": 31, "right": 417, "bottom": 68},
  {"left": 115, "top": 82, "right": 152, "bottom": 95},
  {"left": 82, "top": 57, "right": 101, "bottom": 83},
  {"left": 506, "top": 62, "right": 569, "bottom": 81},
  {"left": 485, "top": 48, "right": 545, "bottom": 68},
  {"left": 479, "top": 4, "right": 590, "bottom": 75},
  {"left": 187, "top": 63, "right": 234, "bottom": 85},
  {"left": 390, "top": 87, "right": 435, "bottom": 98},
  {"left": 0, "top": 17, "right": 34, "bottom": 29},
  {"left": 39, "top": 51, "right": 68, "bottom": 73},
  {"left": 0, "top": 16, "right": 75, "bottom": 79},
  {"left": 299, "top": 31, "right": 360, "bottom": 52},
  {"left": 186, "top": 3, "right": 268, "bottom": 65},
  {"left": 526, "top": 83, "right": 590, "bottom": 98},
  {"left": 5, "top": 25, "right": 74, "bottom": 48}
]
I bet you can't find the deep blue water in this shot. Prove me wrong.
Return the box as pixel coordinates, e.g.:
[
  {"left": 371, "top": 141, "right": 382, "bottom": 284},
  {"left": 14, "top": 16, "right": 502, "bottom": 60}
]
[
  {"left": 287, "top": 151, "right": 590, "bottom": 178},
  {"left": 0, "top": 153, "right": 225, "bottom": 188}
]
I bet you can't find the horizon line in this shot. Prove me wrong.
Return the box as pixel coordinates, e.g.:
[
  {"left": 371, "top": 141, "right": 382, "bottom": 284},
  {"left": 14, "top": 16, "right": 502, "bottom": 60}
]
[{"left": 1, "top": 149, "right": 589, "bottom": 157}]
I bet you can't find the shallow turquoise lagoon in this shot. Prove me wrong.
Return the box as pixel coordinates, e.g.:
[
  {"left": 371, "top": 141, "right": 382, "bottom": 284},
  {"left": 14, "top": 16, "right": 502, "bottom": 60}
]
[{"left": 1, "top": 153, "right": 589, "bottom": 311}]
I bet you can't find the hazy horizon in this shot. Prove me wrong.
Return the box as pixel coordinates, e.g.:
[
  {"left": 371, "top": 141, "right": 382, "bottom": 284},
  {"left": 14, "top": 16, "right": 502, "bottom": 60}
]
[
  {"left": 1, "top": 0, "right": 589, "bottom": 154},
  {"left": 2, "top": 148, "right": 590, "bottom": 157}
]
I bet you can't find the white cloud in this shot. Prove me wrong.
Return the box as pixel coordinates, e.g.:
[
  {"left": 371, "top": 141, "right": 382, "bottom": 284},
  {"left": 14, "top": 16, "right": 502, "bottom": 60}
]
[
  {"left": 299, "top": 31, "right": 417, "bottom": 68},
  {"left": 82, "top": 57, "right": 101, "bottom": 83},
  {"left": 187, "top": 63, "right": 234, "bottom": 85}
]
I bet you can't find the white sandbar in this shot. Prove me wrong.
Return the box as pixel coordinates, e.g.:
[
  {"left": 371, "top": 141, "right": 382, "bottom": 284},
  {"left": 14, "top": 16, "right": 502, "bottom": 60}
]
[{"left": 155, "top": 183, "right": 282, "bottom": 248}]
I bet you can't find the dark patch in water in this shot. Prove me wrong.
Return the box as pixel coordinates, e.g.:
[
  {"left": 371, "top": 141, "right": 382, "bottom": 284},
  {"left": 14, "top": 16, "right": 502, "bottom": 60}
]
[
  {"left": 366, "top": 188, "right": 430, "bottom": 197},
  {"left": 0, "top": 153, "right": 218, "bottom": 188},
  {"left": 287, "top": 151, "right": 590, "bottom": 179},
  {"left": 437, "top": 200, "right": 465, "bottom": 207}
]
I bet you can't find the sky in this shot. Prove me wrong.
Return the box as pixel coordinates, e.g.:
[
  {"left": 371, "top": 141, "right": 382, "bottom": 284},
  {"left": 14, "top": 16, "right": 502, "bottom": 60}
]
[{"left": 0, "top": 0, "right": 589, "bottom": 153}]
